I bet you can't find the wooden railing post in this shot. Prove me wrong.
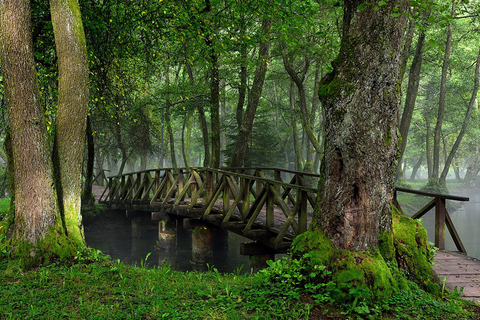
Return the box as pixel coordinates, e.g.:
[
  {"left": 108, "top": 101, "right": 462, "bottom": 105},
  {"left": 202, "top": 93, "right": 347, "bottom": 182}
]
[
  {"left": 266, "top": 185, "right": 274, "bottom": 228},
  {"left": 435, "top": 197, "right": 446, "bottom": 250},
  {"left": 298, "top": 190, "right": 308, "bottom": 234},
  {"left": 206, "top": 170, "right": 213, "bottom": 203}
]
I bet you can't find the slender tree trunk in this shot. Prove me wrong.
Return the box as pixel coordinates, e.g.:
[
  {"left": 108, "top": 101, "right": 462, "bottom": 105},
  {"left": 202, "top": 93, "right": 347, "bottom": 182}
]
[
  {"left": 185, "top": 63, "right": 210, "bottom": 167},
  {"left": 209, "top": 43, "right": 221, "bottom": 168},
  {"left": 410, "top": 156, "right": 423, "bottom": 180},
  {"left": 396, "top": 30, "right": 426, "bottom": 179},
  {"left": 236, "top": 19, "right": 247, "bottom": 130},
  {"left": 82, "top": 116, "right": 95, "bottom": 210},
  {"left": 433, "top": 1, "right": 456, "bottom": 181},
  {"left": 439, "top": 46, "right": 480, "bottom": 183},
  {"left": 316, "top": 0, "right": 409, "bottom": 251},
  {"left": 164, "top": 64, "right": 177, "bottom": 168},
  {"left": 230, "top": 18, "right": 272, "bottom": 167},
  {"left": 281, "top": 42, "right": 322, "bottom": 154},
  {"left": 50, "top": 0, "right": 89, "bottom": 245},
  {"left": 290, "top": 81, "right": 302, "bottom": 171}
]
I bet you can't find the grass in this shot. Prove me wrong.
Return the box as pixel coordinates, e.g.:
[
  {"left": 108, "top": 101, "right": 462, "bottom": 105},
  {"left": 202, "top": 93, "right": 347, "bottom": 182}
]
[
  {"left": 0, "top": 198, "right": 10, "bottom": 219},
  {"left": 1, "top": 185, "right": 479, "bottom": 319},
  {"left": 0, "top": 250, "right": 478, "bottom": 320}
]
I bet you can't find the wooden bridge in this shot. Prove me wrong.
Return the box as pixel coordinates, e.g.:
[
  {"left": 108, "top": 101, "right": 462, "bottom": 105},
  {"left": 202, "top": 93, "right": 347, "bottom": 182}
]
[
  {"left": 98, "top": 166, "right": 480, "bottom": 302},
  {"left": 98, "top": 167, "right": 319, "bottom": 253}
]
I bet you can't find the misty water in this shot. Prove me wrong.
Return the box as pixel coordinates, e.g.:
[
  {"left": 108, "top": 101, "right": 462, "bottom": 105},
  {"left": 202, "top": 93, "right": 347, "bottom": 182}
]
[{"left": 84, "top": 212, "right": 252, "bottom": 273}]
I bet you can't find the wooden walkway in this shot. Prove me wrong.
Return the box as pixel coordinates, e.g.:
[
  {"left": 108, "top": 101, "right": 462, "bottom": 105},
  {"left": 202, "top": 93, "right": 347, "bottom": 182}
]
[{"left": 433, "top": 251, "right": 480, "bottom": 303}]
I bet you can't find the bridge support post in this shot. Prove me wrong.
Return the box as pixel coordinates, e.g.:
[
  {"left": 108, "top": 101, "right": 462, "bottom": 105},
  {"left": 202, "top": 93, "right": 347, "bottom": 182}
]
[
  {"left": 240, "top": 242, "right": 275, "bottom": 273},
  {"left": 184, "top": 219, "right": 214, "bottom": 270},
  {"left": 158, "top": 219, "right": 177, "bottom": 251},
  {"left": 131, "top": 216, "right": 156, "bottom": 259}
]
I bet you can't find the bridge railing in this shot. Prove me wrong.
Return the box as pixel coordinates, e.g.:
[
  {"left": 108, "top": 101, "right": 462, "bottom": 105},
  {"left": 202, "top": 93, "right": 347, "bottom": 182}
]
[
  {"left": 99, "top": 167, "right": 318, "bottom": 250},
  {"left": 394, "top": 187, "right": 469, "bottom": 254},
  {"left": 99, "top": 167, "right": 471, "bottom": 253}
]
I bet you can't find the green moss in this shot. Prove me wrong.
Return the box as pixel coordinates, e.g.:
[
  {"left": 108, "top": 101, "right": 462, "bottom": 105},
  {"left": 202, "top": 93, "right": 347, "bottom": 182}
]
[
  {"left": 64, "top": 201, "right": 85, "bottom": 247},
  {"left": 318, "top": 77, "right": 341, "bottom": 99},
  {"left": 9, "top": 219, "right": 80, "bottom": 268},
  {"left": 385, "top": 131, "right": 392, "bottom": 147},
  {"left": 378, "top": 227, "right": 396, "bottom": 264},
  {"left": 291, "top": 229, "right": 334, "bottom": 265},
  {"left": 292, "top": 229, "right": 399, "bottom": 303},
  {"left": 328, "top": 249, "right": 398, "bottom": 303},
  {"left": 391, "top": 206, "right": 441, "bottom": 295}
]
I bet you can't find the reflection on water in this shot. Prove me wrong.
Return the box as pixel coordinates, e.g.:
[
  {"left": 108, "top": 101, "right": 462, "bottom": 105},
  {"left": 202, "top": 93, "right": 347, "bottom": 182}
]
[
  {"left": 401, "top": 189, "right": 480, "bottom": 259},
  {"left": 84, "top": 212, "right": 251, "bottom": 273}
]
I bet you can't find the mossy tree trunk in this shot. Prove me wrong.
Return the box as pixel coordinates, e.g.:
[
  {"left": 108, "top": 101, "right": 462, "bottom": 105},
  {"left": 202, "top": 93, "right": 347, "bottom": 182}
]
[
  {"left": 0, "top": 0, "right": 89, "bottom": 264},
  {"left": 316, "top": 0, "right": 409, "bottom": 251},
  {"left": 292, "top": 0, "right": 442, "bottom": 302},
  {"left": 0, "top": 0, "right": 70, "bottom": 263},
  {"left": 50, "top": 0, "right": 90, "bottom": 247}
]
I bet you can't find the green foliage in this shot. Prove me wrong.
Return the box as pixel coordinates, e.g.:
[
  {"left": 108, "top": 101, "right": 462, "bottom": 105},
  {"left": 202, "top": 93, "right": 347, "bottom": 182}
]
[{"left": 260, "top": 255, "right": 335, "bottom": 303}]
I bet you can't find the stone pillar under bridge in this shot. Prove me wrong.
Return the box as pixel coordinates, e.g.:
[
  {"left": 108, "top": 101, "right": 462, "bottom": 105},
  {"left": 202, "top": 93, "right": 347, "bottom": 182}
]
[
  {"left": 131, "top": 216, "right": 157, "bottom": 262},
  {"left": 240, "top": 242, "right": 276, "bottom": 273}
]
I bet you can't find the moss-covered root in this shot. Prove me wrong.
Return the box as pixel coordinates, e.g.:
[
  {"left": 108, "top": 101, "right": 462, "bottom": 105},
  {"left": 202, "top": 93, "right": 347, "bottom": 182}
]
[
  {"left": 291, "top": 230, "right": 399, "bottom": 303},
  {"left": 8, "top": 227, "right": 81, "bottom": 268},
  {"left": 391, "top": 207, "right": 442, "bottom": 294}
]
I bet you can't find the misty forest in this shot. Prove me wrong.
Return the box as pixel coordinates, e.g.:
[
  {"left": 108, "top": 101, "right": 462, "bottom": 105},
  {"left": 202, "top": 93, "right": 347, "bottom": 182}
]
[{"left": 1, "top": 0, "right": 480, "bottom": 319}]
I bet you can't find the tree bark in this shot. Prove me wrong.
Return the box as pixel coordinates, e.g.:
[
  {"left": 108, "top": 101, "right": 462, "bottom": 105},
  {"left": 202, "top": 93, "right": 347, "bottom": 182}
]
[
  {"left": 50, "top": 0, "right": 90, "bottom": 246},
  {"left": 281, "top": 42, "right": 323, "bottom": 155},
  {"left": 185, "top": 63, "right": 210, "bottom": 167},
  {"left": 82, "top": 116, "right": 95, "bottom": 210},
  {"left": 0, "top": 0, "right": 66, "bottom": 258},
  {"left": 317, "top": 0, "right": 409, "bottom": 251},
  {"left": 410, "top": 156, "right": 424, "bottom": 180}
]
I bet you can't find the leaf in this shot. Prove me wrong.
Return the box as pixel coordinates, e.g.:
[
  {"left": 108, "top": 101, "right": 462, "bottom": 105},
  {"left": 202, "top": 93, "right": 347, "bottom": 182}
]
[
  {"left": 378, "top": 0, "right": 386, "bottom": 6},
  {"left": 358, "top": 3, "right": 369, "bottom": 11}
]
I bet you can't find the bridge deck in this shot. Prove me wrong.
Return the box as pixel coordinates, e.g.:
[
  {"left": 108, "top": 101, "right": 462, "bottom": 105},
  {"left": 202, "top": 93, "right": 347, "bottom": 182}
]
[{"left": 433, "top": 251, "right": 480, "bottom": 303}]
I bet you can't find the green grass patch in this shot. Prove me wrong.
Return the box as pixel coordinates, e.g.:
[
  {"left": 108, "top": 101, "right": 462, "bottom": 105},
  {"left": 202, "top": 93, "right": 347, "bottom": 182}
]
[
  {"left": 0, "top": 198, "right": 10, "bottom": 219},
  {"left": 0, "top": 249, "right": 478, "bottom": 319}
]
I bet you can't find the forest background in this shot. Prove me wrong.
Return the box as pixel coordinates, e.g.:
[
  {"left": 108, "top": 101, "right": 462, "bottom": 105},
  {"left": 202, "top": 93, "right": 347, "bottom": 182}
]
[{"left": 0, "top": 0, "right": 479, "bottom": 194}]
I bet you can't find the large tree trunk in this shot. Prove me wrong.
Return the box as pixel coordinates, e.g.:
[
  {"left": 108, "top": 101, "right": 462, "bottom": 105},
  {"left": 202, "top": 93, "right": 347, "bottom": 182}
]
[
  {"left": 293, "top": 1, "right": 441, "bottom": 302},
  {"left": 316, "top": 0, "right": 408, "bottom": 251},
  {"left": 0, "top": 0, "right": 69, "bottom": 262},
  {"left": 50, "top": 0, "right": 89, "bottom": 246}
]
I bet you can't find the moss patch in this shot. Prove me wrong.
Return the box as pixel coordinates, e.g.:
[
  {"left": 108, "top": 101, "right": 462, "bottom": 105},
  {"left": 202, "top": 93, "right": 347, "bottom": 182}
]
[
  {"left": 391, "top": 206, "right": 441, "bottom": 294},
  {"left": 291, "top": 229, "right": 398, "bottom": 303},
  {"left": 291, "top": 206, "right": 442, "bottom": 304}
]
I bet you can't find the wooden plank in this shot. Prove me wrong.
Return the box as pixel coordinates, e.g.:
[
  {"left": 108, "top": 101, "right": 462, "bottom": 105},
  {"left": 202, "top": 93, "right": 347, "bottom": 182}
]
[{"left": 433, "top": 251, "right": 480, "bottom": 302}]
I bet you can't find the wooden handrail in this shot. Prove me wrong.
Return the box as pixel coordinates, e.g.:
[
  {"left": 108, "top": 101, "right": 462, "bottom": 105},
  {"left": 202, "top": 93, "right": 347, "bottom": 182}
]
[
  {"left": 395, "top": 187, "right": 469, "bottom": 202},
  {"left": 394, "top": 187, "right": 468, "bottom": 254},
  {"left": 101, "top": 167, "right": 472, "bottom": 254}
]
